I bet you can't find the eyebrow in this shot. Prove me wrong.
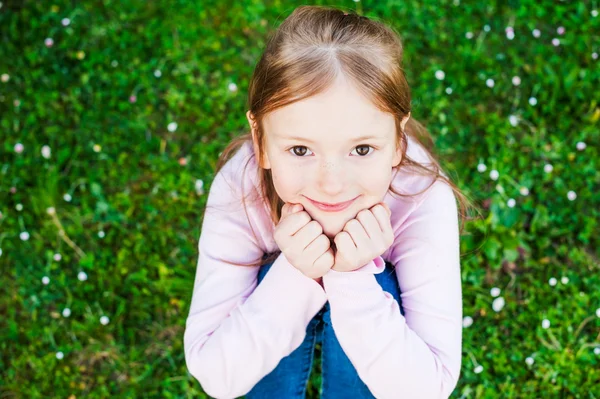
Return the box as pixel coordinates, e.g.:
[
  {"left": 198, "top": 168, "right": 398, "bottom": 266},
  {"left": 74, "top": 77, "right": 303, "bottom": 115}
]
[{"left": 276, "top": 134, "right": 385, "bottom": 143}]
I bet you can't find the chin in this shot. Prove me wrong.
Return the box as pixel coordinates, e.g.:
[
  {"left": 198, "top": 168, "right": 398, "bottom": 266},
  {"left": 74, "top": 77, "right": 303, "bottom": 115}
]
[{"left": 314, "top": 216, "right": 352, "bottom": 240}]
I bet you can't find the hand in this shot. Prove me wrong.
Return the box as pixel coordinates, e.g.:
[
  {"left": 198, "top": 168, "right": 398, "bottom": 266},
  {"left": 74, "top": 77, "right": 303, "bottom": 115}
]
[
  {"left": 274, "top": 202, "right": 335, "bottom": 280},
  {"left": 331, "top": 202, "right": 393, "bottom": 273}
]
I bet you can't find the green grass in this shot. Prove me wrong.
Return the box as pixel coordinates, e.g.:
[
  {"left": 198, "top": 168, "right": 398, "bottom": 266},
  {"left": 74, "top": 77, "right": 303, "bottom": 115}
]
[{"left": 1, "top": 0, "right": 599, "bottom": 397}]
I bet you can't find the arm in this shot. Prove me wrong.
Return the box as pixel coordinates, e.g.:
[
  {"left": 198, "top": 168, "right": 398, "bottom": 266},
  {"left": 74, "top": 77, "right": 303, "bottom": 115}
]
[
  {"left": 184, "top": 156, "right": 327, "bottom": 399},
  {"left": 321, "top": 181, "right": 462, "bottom": 399}
]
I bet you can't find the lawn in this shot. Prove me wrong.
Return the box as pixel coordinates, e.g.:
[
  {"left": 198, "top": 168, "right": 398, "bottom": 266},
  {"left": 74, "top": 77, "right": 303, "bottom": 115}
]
[{"left": 1, "top": 0, "right": 599, "bottom": 397}]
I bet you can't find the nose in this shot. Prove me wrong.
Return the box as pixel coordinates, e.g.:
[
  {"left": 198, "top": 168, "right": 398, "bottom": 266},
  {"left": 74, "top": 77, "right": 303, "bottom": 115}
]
[{"left": 316, "top": 160, "right": 346, "bottom": 197}]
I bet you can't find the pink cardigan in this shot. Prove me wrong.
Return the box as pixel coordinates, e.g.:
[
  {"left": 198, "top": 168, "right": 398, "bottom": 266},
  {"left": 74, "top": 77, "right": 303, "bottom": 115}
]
[{"left": 184, "top": 137, "right": 462, "bottom": 398}]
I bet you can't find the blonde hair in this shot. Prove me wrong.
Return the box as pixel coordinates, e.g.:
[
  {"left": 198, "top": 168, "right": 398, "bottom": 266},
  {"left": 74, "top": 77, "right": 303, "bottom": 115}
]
[{"left": 211, "top": 5, "right": 480, "bottom": 267}]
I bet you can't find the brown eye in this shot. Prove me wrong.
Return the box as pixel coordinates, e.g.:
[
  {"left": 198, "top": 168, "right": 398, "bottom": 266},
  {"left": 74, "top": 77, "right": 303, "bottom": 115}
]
[
  {"left": 353, "top": 145, "right": 373, "bottom": 156},
  {"left": 289, "top": 146, "right": 312, "bottom": 156}
]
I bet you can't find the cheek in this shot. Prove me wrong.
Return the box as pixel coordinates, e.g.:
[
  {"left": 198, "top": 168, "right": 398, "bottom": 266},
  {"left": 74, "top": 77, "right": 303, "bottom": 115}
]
[{"left": 271, "top": 165, "right": 306, "bottom": 200}]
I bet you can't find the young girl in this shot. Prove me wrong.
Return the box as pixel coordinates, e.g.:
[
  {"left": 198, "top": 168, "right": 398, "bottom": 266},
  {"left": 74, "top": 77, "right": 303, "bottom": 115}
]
[{"left": 184, "top": 5, "right": 472, "bottom": 398}]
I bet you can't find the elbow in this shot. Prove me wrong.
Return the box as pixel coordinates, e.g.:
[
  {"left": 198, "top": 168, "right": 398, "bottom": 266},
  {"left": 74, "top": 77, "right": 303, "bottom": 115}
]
[
  {"left": 437, "top": 361, "right": 461, "bottom": 399},
  {"left": 185, "top": 347, "right": 234, "bottom": 399},
  {"left": 185, "top": 331, "right": 237, "bottom": 399}
]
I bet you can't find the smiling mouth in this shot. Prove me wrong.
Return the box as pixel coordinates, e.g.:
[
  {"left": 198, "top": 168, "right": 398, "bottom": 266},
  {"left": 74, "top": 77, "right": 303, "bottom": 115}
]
[{"left": 305, "top": 196, "right": 359, "bottom": 212}]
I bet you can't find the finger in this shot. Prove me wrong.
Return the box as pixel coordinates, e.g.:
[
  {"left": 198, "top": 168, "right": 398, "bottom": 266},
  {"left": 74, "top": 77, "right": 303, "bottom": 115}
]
[
  {"left": 371, "top": 206, "right": 394, "bottom": 248},
  {"left": 281, "top": 202, "right": 302, "bottom": 220},
  {"left": 313, "top": 247, "right": 335, "bottom": 273},
  {"left": 356, "top": 208, "right": 384, "bottom": 239},
  {"left": 334, "top": 231, "right": 357, "bottom": 263},
  {"left": 293, "top": 220, "right": 323, "bottom": 248},
  {"left": 304, "top": 234, "right": 330, "bottom": 262},
  {"left": 280, "top": 210, "right": 312, "bottom": 236},
  {"left": 371, "top": 204, "right": 394, "bottom": 236},
  {"left": 343, "top": 218, "right": 370, "bottom": 249}
]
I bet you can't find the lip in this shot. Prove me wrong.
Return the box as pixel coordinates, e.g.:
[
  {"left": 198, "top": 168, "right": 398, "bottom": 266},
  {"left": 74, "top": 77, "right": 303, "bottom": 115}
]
[{"left": 306, "top": 195, "right": 359, "bottom": 212}]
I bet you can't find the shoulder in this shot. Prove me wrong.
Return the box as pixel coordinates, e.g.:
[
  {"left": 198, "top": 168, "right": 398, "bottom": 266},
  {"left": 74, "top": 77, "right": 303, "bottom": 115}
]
[
  {"left": 211, "top": 140, "right": 262, "bottom": 202},
  {"left": 384, "top": 136, "right": 454, "bottom": 222}
]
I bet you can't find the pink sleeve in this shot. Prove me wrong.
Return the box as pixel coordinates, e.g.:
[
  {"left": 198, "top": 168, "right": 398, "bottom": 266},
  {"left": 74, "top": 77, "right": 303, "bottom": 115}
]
[
  {"left": 321, "top": 181, "right": 463, "bottom": 399},
  {"left": 183, "top": 164, "right": 328, "bottom": 398}
]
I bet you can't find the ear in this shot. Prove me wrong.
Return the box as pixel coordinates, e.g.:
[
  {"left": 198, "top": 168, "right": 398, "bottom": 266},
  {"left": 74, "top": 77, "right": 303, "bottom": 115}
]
[
  {"left": 400, "top": 112, "right": 411, "bottom": 131},
  {"left": 393, "top": 112, "right": 411, "bottom": 167},
  {"left": 246, "top": 110, "right": 271, "bottom": 169}
]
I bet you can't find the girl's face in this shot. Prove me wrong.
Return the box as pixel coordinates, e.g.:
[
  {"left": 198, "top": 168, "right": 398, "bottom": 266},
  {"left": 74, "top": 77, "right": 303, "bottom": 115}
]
[{"left": 248, "top": 75, "right": 409, "bottom": 239}]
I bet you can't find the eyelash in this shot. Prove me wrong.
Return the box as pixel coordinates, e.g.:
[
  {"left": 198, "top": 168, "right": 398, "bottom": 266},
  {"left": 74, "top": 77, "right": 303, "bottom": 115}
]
[{"left": 287, "top": 145, "right": 375, "bottom": 157}]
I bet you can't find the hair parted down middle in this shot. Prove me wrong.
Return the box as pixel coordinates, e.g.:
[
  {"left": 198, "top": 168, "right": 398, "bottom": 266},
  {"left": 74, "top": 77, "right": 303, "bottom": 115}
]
[{"left": 209, "top": 5, "right": 479, "bottom": 267}]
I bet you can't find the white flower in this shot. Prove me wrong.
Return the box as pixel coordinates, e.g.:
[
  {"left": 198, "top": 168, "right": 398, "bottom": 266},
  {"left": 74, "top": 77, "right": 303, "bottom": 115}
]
[
  {"left": 445, "top": 87, "right": 453, "bottom": 94},
  {"left": 16, "top": 203, "right": 23, "bottom": 211},
  {"left": 519, "top": 187, "right": 529, "bottom": 196},
  {"left": 53, "top": 253, "right": 61, "bottom": 261},
  {"left": 525, "top": 357, "right": 534, "bottom": 366},
  {"left": 576, "top": 142, "right": 586, "bottom": 151},
  {"left": 20, "top": 231, "right": 30, "bottom": 241},
  {"left": 435, "top": 70, "right": 445, "bottom": 80},
  {"left": 544, "top": 164, "right": 553, "bottom": 173},
  {"left": 100, "top": 315, "right": 110, "bottom": 325},
  {"left": 484, "top": 24, "right": 491, "bottom": 32},
  {"left": 0, "top": 248, "right": 2, "bottom": 257},
  {"left": 98, "top": 230, "right": 105, "bottom": 238},
  {"left": 167, "top": 122, "right": 178, "bottom": 132},
  {"left": 41, "top": 145, "right": 51, "bottom": 159},
  {"left": 47, "top": 207, "right": 56, "bottom": 215},
  {"left": 465, "top": 32, "right": 474, "bottom": 39},
  {"left": 509, "top": 115, "right": 518, "bottom": 126},
  {"left": 63, "top": 193, "right": 72, "bottom": 202},
  {"left": 512, "top": 76, "right": 521, "bottom": 86},
  {"left": 93, "top": 144, "right": 101, "bottom": 153},
  {"left": 44, "top": 38, "right": 54, "bottom": 47},
  {"left": 14, "top": 143, "right": 24, "bottom": 153},
  {"left": 154, "top": 69, "right": 162, "bottom": 78},
  {"left": 61, "top": 18, "right": 70, "bottom": 26},
  {"left": 532, "top": 29, "right": 541, "bottom": 38},
  {"left": 596, "top": 308, "right": 600, "bottom": 318},
  {"left": 490, "top": 287, "right": 501, "bottom": 297},
  {"left": 462, "top": 316, "right": 473, "bottom": 328},
  {"left": 567, "top": 191, "right": 577, "bottom": 201},
  {"left": 474, "top": 365, "right": 483, "bottom": 374},
  {"left": 541, "top": 319, "right": 550, "bottom": 329},
  {"left": 549, "top": 277, "right": 557, "bottom": 286},
  {"left": 42, "top": 276, "right": 50, "bottom": 285},
  {"left": 529, "top": 97, "right": 538, "bottom": 106},
  {"left": 595, "top": 347, "right": 600, "bottom": 355},
  {"left": 492, "top": 297, "right": 505, "bottom": 312},
  {"left": 228, "top": 82, "right": 238, "bottom": 92},
  {"left": 507, "top": 198, "right": 516, "bottom": 208},
  {"left": 78, "top": 271, "right": 88, "bottom": 281},
  {"left": 195, "top": 179, "right": 204, "bottom": 195},
  {"left": 486, "top": 78, "right": 495, "bottom": 88},
  {"left": 1, "top": 73, "right": 9, "bottom": 83},
  {"left": 62, "top": 308, "right": 71, "bottom": 317},
  {"left": 557, "top": 26, "right": 565, "bottom": 35},
  {"left": 592, "top": 10, "right": 599, "bottom": 17},
  {"left": 489, "top": 169, "right": 499, "bottom": 181},
  {"left": 552, "top": 38, "right": 560, "bottom": 47},
  {"left": 56, "top": 351, "right": 64, "bottom": 360},
  {"left": 477, "top": 163, "right": 487, "bottom": 173},
  {"left": 593, "top": 53, "right": 599, "bottom": 60},
  {"left": 506, "top": 30, "right": 515, "bottom": 40}
]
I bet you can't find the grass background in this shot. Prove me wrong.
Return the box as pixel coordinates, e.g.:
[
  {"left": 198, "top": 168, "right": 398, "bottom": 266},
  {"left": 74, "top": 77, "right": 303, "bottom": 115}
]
[{"left": 1, "top": 0, "right": 599, "bottom": 397}]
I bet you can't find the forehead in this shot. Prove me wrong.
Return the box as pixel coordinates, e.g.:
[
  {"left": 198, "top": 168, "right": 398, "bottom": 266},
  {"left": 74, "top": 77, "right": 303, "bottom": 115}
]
[{"left": 264, "top": 77, "right": 394, "bottom": 140}]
